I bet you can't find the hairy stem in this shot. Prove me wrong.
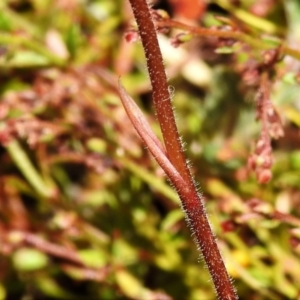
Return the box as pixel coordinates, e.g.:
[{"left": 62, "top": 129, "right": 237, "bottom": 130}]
[{"left": 127, "top": 0, "right": 237, "bottom": 298}]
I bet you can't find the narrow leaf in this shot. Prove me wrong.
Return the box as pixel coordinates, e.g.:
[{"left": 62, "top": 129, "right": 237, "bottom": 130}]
[{"left": 118, "top": 80, "right": 185, "bottom": 188}]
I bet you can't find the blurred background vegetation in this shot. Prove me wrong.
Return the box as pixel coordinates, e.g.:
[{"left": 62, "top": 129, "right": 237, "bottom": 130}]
[{"left": 0, "top": 0, "right": 300, "bottom": 299}]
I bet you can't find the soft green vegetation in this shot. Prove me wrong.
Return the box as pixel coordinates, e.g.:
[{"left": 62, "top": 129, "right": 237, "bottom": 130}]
[{"left": 0, "top": 0, "right": 299, "bottom": 299}]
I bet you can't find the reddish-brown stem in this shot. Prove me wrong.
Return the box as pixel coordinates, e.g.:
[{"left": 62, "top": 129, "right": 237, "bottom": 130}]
[
  {"left": 10, "top": 231, "right": 84, "bottom": 266},
  {"left": 129, "top": 1, "right": 189, "bottom": 182},
  {"left": 127, "top": 0, "right": 237, "bottom": 299},
  {"left": 156, "top": 19, "right": 300, "bottom": 61}
]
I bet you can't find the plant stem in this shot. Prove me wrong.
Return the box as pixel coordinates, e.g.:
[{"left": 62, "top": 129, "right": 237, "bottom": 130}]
[
  {"left": 215, "top": 0, "right": 284, "bottom": 34},
  {"left": 127, "top": 0, "right": 237, "bottom": 298},
  {"left": 156, "top": 19, "right": 300, "bottom": 61}
]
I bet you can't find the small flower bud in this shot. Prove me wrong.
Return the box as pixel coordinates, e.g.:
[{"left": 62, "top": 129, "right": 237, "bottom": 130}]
[
  {"left": 124, "top": 30, "right": 139, "bottom": 43},
  {"left": 257, "top": 169, "right": 272, "bottom": 184}
]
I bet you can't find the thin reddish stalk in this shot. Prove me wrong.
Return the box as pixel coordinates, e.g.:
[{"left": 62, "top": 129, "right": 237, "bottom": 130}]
[
  {"left": 127, "top": 0, "right": 237, "bottom": 299},
  {"left": 129, "top": 1, "right": 188, "bottom": 182},
  {"left": 10, "top": 231, "right": 83, "bottom": 265},
  {"left": 156, "top": 19, "right": 300, "bottom": 61}
]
